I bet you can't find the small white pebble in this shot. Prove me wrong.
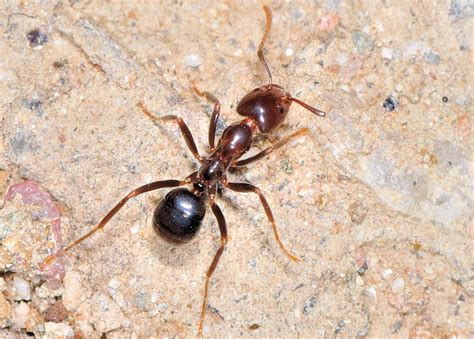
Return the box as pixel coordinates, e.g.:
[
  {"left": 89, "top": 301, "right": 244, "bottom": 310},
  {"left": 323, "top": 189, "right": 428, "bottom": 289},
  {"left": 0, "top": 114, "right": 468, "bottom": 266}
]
[
  {"left": 355, "top": 276, "right": 365, "bottom": 286},
  {"left": 157, "top": 303, "right": 168, "bottom": 312},
  {"left": 366, "top": 286, "right": 377, "bottom": 299},
  {"left": 150, "top": 292, "right": 159, "bottom": 304},
  {"left": 130, "top": 223, "right": 140, "bottom": 235},
  {"left": 13, "top": 277, "right": 31, "bottom": 301},
  {"left": 285, "top": 47, "right": 294, "bottom": 56},
  {"left": 381, "top": 269, "right": 393, "bottom": 280},
  {"left": 382, "top": 47, "right": 393, "bottom": 60},
  {"left": 336, "top": 53, "right": 348, "bottom": 66},
  {"left": 183, "top": 53, "right": 202, "bottom": 68},
  {"left": 391, "top": 277, "right": 405, "bottom": 294},
  {"left": 376, "top": 21, "right": 384, "bottom": 32},
  {"left": 108, "top": 278, "right": 121, "bottom": 291},
  {"left": 44, "top": 322, "right": 75, "bottom": 337},
  {"left": 13, "top": 302, "right": 30, "bottom": 329},
  {"left": 340, "top": 84, "right": 351, "bottom": 92},
  {"left": 143, "top": 173, "right": 153, "bottom": 183}
]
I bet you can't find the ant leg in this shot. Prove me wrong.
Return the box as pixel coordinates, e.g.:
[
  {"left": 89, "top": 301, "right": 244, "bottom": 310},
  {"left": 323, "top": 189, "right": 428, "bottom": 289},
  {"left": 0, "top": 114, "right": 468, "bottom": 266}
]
[
  {"left": 198, "top": 202, "right": 228, "bottom": 336},
  {"left": 192, "top": 82, "right": 221, "bottom": 151},
  {"left": 233, "top": 128, "right": 308, "bottom": 167},
  {"left": 258, "top": 5, "right": 273, "bottom": 85},
  {"left": 39, "top": 179, "right": 185, "bottom": 270},
  {"left": 226, "top": 182, "right": 301, "bottom": 262},
  {"left": 137, "top": 102, "right": 204, "bottom": 162}
]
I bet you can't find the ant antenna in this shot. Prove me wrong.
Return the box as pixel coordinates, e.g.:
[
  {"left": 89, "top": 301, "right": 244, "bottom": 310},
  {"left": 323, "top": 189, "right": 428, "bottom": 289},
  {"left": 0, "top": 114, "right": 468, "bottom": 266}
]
[
  {"left": 289, "top": 97, "right": 326, "bottom": 117},
  {"left": 258, "top": 5, "right": 273, "bottom": 85}
]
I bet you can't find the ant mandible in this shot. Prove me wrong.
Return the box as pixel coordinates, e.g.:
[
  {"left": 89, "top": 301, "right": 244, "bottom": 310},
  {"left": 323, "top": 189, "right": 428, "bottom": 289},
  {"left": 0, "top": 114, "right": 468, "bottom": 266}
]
[{"left": 40, "top": 5, "right": 325, "bottom": 335}]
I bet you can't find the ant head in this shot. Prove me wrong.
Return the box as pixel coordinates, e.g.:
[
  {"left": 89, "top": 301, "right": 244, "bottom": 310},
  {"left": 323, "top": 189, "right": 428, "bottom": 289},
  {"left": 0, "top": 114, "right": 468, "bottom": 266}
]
[
  {"left": 236, "top": 84, "right": 292, "bottom": 134},
  {"left": 238, "top": 5, "right": 325, "bottom": 134},
  {"left": 236, "top": 85, "right": 325, "bottom": 134}
]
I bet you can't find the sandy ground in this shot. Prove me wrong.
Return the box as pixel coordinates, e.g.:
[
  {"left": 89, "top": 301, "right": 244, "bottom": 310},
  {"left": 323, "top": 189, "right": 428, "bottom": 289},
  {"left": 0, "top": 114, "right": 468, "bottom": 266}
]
[{"left": 0, "top": 1, "right": 473, "bottom": 337}]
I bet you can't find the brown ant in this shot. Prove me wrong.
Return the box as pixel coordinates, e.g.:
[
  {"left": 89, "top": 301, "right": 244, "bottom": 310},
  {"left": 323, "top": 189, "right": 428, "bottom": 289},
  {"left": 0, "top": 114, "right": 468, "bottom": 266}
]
[{"left": 40, "top": 6, "right": 325, "bottom": 335}]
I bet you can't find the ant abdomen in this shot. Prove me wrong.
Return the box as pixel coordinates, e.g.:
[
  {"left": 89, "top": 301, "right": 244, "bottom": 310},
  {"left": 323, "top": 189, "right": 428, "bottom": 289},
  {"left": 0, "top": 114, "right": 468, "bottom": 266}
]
[{"left": 153, "top": 188, "right": 206, "bottom": 243}]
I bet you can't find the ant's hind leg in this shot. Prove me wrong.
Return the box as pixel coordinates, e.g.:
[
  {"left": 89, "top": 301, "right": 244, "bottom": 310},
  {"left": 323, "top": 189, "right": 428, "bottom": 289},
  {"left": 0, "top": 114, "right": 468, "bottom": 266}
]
[
  {"left": 39, "top": 179, "right": 185, "bottom": 270},
  {"left": 226, "top": 182, "right": 301, "bottom": 262},
  {"left": 198, "top": 202, "right": 228, "bottom": 336},
  {"left": 137, "top": 102, "right": 204, "bottom": 162},
  {"left": 192, "top": 82, "right": 221, "bottom": 152},
  {"left": 233, "top": 128, "right": 309, "bottom": 167}
]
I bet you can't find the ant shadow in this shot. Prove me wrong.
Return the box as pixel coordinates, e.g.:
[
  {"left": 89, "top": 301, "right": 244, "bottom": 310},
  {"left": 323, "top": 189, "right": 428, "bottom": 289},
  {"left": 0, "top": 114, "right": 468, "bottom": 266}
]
[
  {"left": 144, "top": 193, "right": 203, "bottom": 268},
  {"left": 146, "top": 230, "right": 202, "bottom": 269}
]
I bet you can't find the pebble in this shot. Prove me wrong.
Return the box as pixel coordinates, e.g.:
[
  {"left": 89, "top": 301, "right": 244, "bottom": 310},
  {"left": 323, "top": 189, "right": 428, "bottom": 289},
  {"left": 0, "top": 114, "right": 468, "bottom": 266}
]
[
  {"left": 134, "top": 291, "right": 151, "bottom": 311},
  {"left": 150, "top": 291, "right": 159, "bottom": 304},
  {"left": 44, "top": 322, "right": 75, "bottom": 337},
  {"left": 391, "top": 277, "right": 405, "bottom": 294},
  {"left": 381, "top": 269, "right": 393, "bottom": 280},
  {"left": 44, "top": 299, "right": 68, "bottom": 322},
  {"left": 424, "top": 266, "right": 434, "bottom": 275},
  {"left": 63, "top": 271, "right": 83, "bottom": 312},
  {"left": 355, "top": 276, "right": 365, "bottom": 286},
  {"left": 348, "top": 201, "right": 368, "bottom": 224},
  {"left": 315, "top": 13, "right": 339, "bottom": 32},
  {"left": 423, "top": 51, "right": 441, "bottom": 64},
  {"left": 303, "top": 296, "right": 317, "bottom": 314},
  {"left": 382, "top": 47, "right": 393, "bottom": 60},
  {"left": 157, "top": 302, "right": 168, "bottom": 313},
  {"left": 0, "top": 293, "right": 12, "bottom": 327},
  {"left": 352, "top": 31, "right": 374, "bottom": 51},
  {"left": 383, "top": 96, "right": 399, "bottom": 112},
  {"left": 450, "top": 0, "right": 474, "bottom": 19},
  {"left": 183, "top": 53, "right": 203, "bottom": 68},
  {"left": 13, "top": 277, "right": 31, "bottom": 301},
  {"left": 108, "top": 278, "right": 121, "bottom": 291},
  {"left": 26, "top": 28, "right": 48, "bottom": 49},
  {"left": 460, "top": 279, "right": 474, "bottom": 296},
  {"left": 12, "top": 302, "right": 30, "bottom": 329},
  {"left": 335, "top": 53, "right": 349, "bottom": 66},
  {"left": 91, "top": 293, "right": 125, "bottom": 333},
  {"left": 404, "top": 41, "right": 427, "bottom": 57},
  {"left": 366, "top": 286, "right": 377, "bottom": 300}
]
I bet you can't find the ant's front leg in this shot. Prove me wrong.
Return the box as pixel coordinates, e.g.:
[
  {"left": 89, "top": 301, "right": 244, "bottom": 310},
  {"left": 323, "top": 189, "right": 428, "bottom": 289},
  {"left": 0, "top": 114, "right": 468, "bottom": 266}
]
[
  {"left": 232, "top": 128, "right": 309, "bottom": 167},
  {"left": 192, "top": 82, "right": 221, "bottom": 152}
]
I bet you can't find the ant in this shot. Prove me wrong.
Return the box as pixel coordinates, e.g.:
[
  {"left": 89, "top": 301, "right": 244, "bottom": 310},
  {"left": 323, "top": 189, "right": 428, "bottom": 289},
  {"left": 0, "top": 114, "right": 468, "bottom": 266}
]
[{"left": 40, "top": 5, "right": 325, "bottom": 335}]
